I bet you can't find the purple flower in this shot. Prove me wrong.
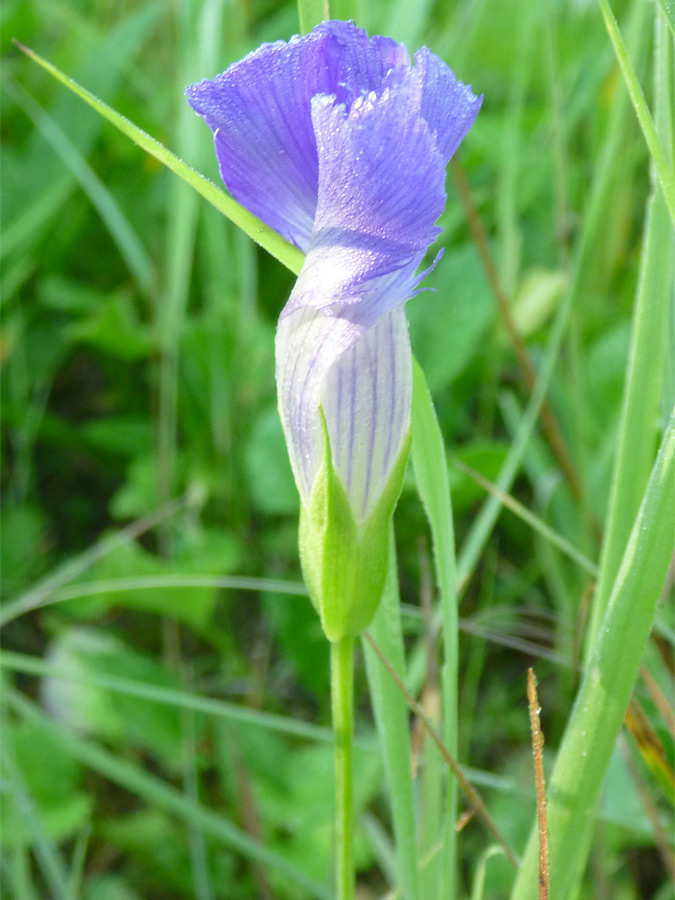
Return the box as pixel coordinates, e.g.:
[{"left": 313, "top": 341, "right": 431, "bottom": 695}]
[{"left": 187, "top": 21, "right": 480, "bottom": 638}]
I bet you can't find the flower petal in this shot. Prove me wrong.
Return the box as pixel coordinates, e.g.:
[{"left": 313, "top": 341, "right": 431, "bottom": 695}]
[
  {"left": 186, "top": 21, "right": 410, "bottom": 251},
  {"left": 321, "top": 307, "right": 412, "bottom": 519},
  {"left": 283, "top": 82, "right": 447, "bottom": 328},
  {"left": 275, "top": 304, "right": 412, "bottom": 520},
  {"left": 275, "top": 305, "right": 360, "bottom": 505},
  {"left": 412, "top": 48, "right": 483, "bottom": 163}
]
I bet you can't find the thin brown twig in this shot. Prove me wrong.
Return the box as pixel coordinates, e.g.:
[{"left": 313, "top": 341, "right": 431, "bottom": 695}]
[
  {"left": 527, "top": 669, "right": 549, "bottom": 900},
  {"left": 363, "top": 630, "right": 520, "bottom": 870},
  {"left": 451, "top": 156, "right": 585, "bottom": 503}
]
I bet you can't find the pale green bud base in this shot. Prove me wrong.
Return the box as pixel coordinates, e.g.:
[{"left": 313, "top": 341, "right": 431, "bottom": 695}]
[{"left": 299, "top": 413, "right": 412, "bottom": 643}]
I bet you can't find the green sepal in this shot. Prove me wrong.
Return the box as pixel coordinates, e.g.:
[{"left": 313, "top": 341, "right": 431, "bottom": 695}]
[{"left": 299, "top": 409, "right": 411, "bottom": 643}]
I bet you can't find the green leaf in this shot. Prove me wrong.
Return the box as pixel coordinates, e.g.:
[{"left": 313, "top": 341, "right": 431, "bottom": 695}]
[
  {"left": 15, "top": 43, "right": 304, "bottom": 277},
  {"left": 66, "top": 291, "right": 153, "bottom": 359},
  {"left": 362, "top": 534, "right": 420, "bottom": 900},
  {"left": 411, "top": 358, "right": 459, "bottom": 897}
]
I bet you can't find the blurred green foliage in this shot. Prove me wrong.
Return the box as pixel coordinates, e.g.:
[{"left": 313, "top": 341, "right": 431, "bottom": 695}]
[{"left": 1, "top": 1, "right": 672, "bottom": 898}]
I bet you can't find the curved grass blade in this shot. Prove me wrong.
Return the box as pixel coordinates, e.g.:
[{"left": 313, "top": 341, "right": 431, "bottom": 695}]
[
  {"left": 7, "top": 688, "right": 332, "bottom": 900},
  {"left": 0, "top": 495, "right": 190, "bottom": 629},
  {"left": 511, "top": 410, "right": 675, "bottom": 900},
  {"left": 14, "top": 42, "right": 304, "bottom": 277}
]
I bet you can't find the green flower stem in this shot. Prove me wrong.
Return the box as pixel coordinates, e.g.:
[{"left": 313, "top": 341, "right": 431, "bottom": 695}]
[{"left": 331, "top": 636, "right": 355, "bottom": 900}]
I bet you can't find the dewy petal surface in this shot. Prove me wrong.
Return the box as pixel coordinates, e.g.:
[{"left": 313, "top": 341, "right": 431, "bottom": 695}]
[{"left": 186, "top": 21, "right": 410, "bottom": 252}]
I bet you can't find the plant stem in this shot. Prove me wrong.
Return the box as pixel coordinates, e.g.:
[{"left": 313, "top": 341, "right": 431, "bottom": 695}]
[{"left": 331, "top": 636, "right": 355, "bottom": 900}]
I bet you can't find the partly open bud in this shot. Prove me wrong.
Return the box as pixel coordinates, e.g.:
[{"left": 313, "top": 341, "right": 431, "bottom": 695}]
[{"left": 187, "top": 21, "right": 481, "bottom": 642}]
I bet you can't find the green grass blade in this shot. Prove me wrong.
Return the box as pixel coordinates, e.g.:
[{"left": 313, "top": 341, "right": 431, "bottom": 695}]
[
  {"left": 586, "top": 0, "right": 674, "bottom": 655},
  {"left": 331, "top": 0, "right": 362, "bottom": 22},
  {"left": 511, "top": 409, "right": 675, "bottom": 900},
  {"left": 5, "top": 78, "right": 154, "bottom": 296},
  {"left": 362, "top": 533, "right": 420, "bottom": 900},
  {"left": 7, "top": 688, "right": 333, "bottom": 900},
  {"left": 0, "top": 496, "right": 189, "bottom": 629},
  {"left": 15, "top": 43, "right": 304, "bottom": 277},
  {"left": 66, "top": 825, "right": 91, "bottom": 900},
  {"left": 454, "top": 461, "right": 597, "bottom": 576},
  {"left": 0, "top": 649, "right": 345, "bottom": 747},
  {"left": 298, "top": 0, "right": 328, "bottom": 32},
  {"left": 596, "top": 0, "right": 675, "bottom": 224},
  {"left": 655, "top": 0, "right": 675, "bottom": 37},
  {"left": 156, "top": 2, "right": 210, "bottom": 522},
  {"left": 410, "top": 359, "right": 458, "bottom": 899},
  {"left": 0, "top": 705, "right": 70, "bottom": 900},
  {"left": 586, "top": 191, "right": 673, "bottom": 651}
]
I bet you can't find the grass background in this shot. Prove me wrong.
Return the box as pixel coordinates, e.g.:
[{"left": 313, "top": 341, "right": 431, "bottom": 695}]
[{"left": 1, "top": 0, "right": 673, "bottom": 898}]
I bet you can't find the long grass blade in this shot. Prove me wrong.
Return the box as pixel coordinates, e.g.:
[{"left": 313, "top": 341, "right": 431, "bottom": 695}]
[
  {"left": 453, "top": 461, "right": 597, "bottom": 576},
  {"left": 596, "top": 0, "right": 675, "bottom": 223},
  {"left": 0, "top": 650, "right": 342, "bottom": 746},
  {"left": 0, "top": 708, "right": 70, "bottom": 900},
  {"left": 586, "top": 0, "right": 674, "bottom": 655},
  {"left": 15, "top": 43, "right": 304, "bottom": 276},
  {"left": 511, "top": 409, "right": 675, "bottom": 900},
  {"left": 654, "top": 0, "right": 675, "bottom": 35},
  {"left": 411, "top": 359, "right": 459, "bottom": 898},
  {"left": 362, "top": 533, "right": 420, "bottom": 900}
]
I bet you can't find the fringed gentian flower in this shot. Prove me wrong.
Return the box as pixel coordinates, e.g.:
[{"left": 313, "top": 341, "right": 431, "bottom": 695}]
[{"left": 187, "top": 21, "right": 481, "bottom": 642}]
